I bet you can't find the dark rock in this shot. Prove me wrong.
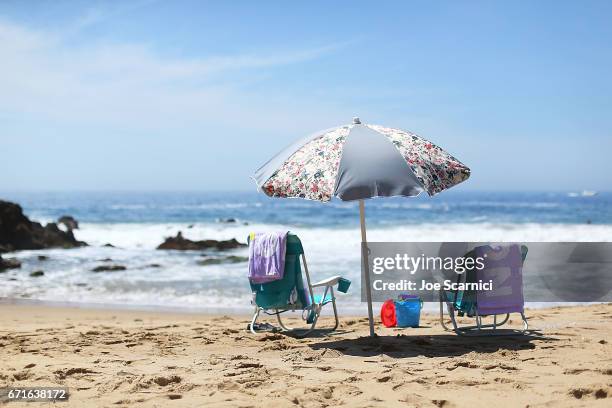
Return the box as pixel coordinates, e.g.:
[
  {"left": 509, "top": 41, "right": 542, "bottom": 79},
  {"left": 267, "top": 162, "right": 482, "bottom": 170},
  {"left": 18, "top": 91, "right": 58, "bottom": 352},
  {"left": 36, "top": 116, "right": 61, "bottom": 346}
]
[
  {"left": 216, "top": 239, "right": 245, "bottom": 250},
  {"left": 58, "top": 215, "right": 79, "bottom": 231},
  {"left": 156, "top": 231, "right": 245, "bottom": 251},
  {"left": 148, "top": 263, "right": 161, "bottom": 268},
  {"left": 29, "top": 270, "right": 44, "bottom": 277},
  {"left": 0, "top": 200, "right": 87, "bottom": 251},
  {"left": 226, "top": 255, "right": 248, "bottom": 263},
  {"left": 102, "top": 243, "right": 115, "bottom": 248},
  {"left": 197, "top": 255, "right": 248, "bottom": 266},
  {"left": 37, "top": 255, "right": 48, "bottom": 261},
  {"left": 0, "top": 254, "right": 21, "bottom": 271},
  {"left": 92, "top": 264, "right": 126, "bottom": 272},
  {"left": 97, "top": 258, "right": 113, "bottom": 262},
  {"left": 219, "top": 218, "right": 237, "bottom": 223}
]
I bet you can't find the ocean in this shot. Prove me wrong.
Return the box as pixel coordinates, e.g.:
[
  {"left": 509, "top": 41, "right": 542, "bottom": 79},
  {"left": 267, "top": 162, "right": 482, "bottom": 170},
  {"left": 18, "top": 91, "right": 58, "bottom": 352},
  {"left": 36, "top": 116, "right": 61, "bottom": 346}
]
[{"left": 1, "top": 191, "right": 611, "bottom": 313}]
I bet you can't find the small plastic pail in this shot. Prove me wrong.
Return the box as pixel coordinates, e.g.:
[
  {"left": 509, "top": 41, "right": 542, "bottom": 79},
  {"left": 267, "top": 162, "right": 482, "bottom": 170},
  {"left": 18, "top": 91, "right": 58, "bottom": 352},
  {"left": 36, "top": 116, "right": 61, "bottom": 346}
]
[
  {"left": 394, "top": 296, "right": 423, "bottom": 328},
  {"left": 381, "top": 300, "right": 397, "bottom": 328},
  {"left": 337, "top": 278, "right": 351, "bottom": 293}
]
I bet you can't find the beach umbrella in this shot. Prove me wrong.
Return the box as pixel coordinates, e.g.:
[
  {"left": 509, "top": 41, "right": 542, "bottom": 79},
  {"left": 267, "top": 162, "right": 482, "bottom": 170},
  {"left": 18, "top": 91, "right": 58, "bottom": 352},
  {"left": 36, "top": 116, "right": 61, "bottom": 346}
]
[{"left": 253, "top": 117, "right": 470, "bottom": 337}]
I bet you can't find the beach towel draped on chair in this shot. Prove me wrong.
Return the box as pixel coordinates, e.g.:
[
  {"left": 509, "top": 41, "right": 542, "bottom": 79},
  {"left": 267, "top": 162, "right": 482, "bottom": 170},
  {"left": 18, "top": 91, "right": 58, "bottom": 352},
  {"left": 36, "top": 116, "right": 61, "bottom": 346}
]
[{"left": 248, "top": 231, "right": 288, "bottom": 284}]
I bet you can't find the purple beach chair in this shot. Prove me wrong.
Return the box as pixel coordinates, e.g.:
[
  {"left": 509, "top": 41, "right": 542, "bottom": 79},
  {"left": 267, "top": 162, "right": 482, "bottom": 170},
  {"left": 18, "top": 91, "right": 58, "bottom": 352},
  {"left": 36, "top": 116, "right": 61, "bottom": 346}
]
[{"left": 439, "top": 244, "right": 529, "bottom": 336}]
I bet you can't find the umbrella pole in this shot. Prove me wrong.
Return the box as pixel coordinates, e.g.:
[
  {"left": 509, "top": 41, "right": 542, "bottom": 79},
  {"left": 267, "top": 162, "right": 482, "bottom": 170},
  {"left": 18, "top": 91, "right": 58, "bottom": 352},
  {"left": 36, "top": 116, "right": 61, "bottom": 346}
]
[{"left": 359, "top": 199, "right": 376, "bottom": 337}]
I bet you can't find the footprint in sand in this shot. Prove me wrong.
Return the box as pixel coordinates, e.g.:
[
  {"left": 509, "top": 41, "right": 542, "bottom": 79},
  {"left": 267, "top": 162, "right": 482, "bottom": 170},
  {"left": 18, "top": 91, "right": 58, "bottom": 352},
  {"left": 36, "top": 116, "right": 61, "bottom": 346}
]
[
  {"left": 446, "top": 361, "right": 479, "bottom": 371},
  {"left": 568, "top": 386, "right": 609, "bottom": 400},
  {"left": 563, "top": 368, "right": 591, "bottom": 375},
  {"left": 54, "top": 367, "right": 97, "bottom": 379},
  {"left": 399, "top": 393, "right": 430, "bottom": 406},
  {"left": 256, "top": 333, "right": 285, "bottom": 341},
  {"left": 432, "top": 398, "right": 455, "bottom": 407},
  {"left": 454, "top": 378, "right": 490, "bottom": 386},
  {"left": 260, "top": 340, "right": 294, "bottom": 351},
  {"left": 282, "top": 349, "right": 320, "bottom": 363},
  {"left": 217, "top": 380, "right": 240, "bottom": 390},
  {"left": 152, "top": 375, "right": 182, "bottom": 386},
  {"left": 234, "top": 362, "right": 263, "bottom": 369},
  {"left": 126, "top": 374, "right": 184, "bottom": 393},
  {"left": 12, "top": 370, "right": 33, "bottom": 381}
]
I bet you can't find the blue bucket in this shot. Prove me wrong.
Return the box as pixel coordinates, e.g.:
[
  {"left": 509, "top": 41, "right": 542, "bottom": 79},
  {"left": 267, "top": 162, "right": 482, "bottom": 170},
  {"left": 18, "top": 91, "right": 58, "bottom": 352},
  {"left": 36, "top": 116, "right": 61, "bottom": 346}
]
[{"left": 394, "top": 296, "right": 423, "bottom": 328}]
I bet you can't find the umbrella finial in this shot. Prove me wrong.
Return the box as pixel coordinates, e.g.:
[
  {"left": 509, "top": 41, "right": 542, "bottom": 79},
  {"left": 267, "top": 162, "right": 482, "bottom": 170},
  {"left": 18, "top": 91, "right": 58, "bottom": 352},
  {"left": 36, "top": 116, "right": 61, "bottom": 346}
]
[{"left": 352, "top": 117, "right": 361, "bottom": 124}]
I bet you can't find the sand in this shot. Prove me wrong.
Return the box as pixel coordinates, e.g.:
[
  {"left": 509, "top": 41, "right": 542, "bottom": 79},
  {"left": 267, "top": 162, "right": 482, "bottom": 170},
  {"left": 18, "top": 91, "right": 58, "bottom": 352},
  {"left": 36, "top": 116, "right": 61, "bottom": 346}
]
[{"left": 0, "top": 303, "right": 611, "bottom": 407}]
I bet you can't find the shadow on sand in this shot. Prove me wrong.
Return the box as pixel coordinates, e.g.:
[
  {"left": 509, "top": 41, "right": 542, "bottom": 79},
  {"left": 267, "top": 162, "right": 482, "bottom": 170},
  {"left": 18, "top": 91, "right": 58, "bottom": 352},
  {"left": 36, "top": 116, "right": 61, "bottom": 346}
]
[{"left": 307, "top": 331, "right": 555, "bottom": 358}]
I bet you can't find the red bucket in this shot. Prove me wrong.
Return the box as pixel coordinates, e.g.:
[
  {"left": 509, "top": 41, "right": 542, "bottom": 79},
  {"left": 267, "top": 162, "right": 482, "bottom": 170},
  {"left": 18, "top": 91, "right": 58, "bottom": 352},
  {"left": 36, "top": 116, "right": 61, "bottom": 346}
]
[{"left": 380, "top": 299, "right": 397, "bottom": 328}]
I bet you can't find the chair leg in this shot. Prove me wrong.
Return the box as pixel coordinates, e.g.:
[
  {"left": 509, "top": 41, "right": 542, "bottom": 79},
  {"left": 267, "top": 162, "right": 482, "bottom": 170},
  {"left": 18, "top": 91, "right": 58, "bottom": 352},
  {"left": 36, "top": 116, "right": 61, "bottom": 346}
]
[
  {"left": 439, "top": 291, "right": 527, "bottom": 336},
  {"left": 276, "top": 311, "right": 293, "bottom": 331},
  {"left": 330, "top": 300, "right": 339, "bottom": 331},
  {"left": 439, "top": 291, "right": 458, "bottom": 332},
  {"left": 295, "top": 309, "right": 320, "bottom": 338},
  {"left": 456, "top": 314, "right": 525, "bottom": 336},
  {"left": 329, "top": 287, "right": 339, "bottom": 331},
  {"left": 521, "top": 312, "right": 529, "bottom": 332},
  {"left": 495, "top": 314, "right": 510, "bottom": 327},
  {"left": 250, "top": 307, "right": 261, "bottom": 335},
  {"left": 439, "top": 297, "right": 450, "bottom": 331}
]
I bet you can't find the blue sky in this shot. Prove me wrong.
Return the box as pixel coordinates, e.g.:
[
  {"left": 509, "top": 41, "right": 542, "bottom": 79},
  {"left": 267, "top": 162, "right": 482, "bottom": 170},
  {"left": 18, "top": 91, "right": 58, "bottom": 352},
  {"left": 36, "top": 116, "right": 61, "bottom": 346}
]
[{"left": 1, "top": 0, "right": 611, "bottom": 192}]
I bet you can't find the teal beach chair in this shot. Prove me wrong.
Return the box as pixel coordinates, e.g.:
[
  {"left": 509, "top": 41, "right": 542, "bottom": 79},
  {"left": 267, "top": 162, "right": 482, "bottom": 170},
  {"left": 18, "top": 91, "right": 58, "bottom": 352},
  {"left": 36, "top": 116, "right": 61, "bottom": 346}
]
[{"left": 248, "top": 234, "right": 350, "bottom": 337}]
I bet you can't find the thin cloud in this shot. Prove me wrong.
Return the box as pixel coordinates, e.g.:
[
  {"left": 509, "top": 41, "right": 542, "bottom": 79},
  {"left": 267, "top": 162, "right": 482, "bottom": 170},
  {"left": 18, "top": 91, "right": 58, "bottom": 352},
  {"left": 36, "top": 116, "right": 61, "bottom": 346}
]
[
  {"left": 0, "top": 17, "right": 348, "bottom": 132},
  {"left": 69, "top": 0, "right": 161, "bottom": 33}
]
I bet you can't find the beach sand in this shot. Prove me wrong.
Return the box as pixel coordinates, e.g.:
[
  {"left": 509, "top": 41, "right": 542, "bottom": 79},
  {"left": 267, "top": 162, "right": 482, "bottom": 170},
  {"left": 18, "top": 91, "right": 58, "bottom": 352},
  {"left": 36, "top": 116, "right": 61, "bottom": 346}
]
[{"left": 1, "top": 303, "right": 611, "bottom": 407}]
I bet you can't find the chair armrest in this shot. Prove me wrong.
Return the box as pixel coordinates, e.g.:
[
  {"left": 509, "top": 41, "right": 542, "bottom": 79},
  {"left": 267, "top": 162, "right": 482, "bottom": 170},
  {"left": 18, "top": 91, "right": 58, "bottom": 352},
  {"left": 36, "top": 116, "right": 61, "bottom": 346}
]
[{"left": 311, "top": 275, "right": 342, "bottom": 288}]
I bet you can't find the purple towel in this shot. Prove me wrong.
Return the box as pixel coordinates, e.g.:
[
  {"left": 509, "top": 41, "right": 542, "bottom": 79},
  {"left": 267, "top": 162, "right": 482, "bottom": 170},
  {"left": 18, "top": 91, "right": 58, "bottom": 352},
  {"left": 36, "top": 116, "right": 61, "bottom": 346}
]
[
  {"left": 475, "top": 244, "right": 525, "bottom": 315},
  {"left": 248, "top": 231, "right": 288, "bottom": 284}
]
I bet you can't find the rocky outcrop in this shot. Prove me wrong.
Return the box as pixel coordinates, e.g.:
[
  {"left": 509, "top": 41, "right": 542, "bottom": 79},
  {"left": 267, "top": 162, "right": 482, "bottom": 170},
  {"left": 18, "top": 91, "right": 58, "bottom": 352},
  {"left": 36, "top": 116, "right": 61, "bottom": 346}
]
[
  {"left": 157, "top": 231, "right": 245, "bottom": 251},
  {"left": 197, "top": 255, "right": 248, "bottom": 266},
  {"left": 0, "top": 254, "right": 21, "bottom": 271},
  {"left": 92, "top": 264, "right": 126, "bottom": 272},
  {"left": 0, "top": 200, "right": 87, "bottom": 252},
  {"left": 58, "top": 215, "right": 79, "bottom": 231},
  {"left": 218, "top": 218, "right": 249, "bottom": 225},
  {"left": 219, "top": 218, "right": 237, "bottom": 223}
]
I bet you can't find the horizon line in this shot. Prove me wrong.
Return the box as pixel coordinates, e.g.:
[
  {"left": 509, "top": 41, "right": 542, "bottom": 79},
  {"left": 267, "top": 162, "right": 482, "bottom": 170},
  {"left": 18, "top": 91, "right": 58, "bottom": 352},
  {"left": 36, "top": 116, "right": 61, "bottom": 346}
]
[{"left": 1, "top": 189, "right": 610, "bottom": 195}]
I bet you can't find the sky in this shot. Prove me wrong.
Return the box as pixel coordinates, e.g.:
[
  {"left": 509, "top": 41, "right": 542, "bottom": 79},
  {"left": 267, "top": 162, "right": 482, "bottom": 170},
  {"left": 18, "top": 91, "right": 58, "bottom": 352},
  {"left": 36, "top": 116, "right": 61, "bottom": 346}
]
[{"left": 1, "top": 0, "right": 611, "bottom": 192}]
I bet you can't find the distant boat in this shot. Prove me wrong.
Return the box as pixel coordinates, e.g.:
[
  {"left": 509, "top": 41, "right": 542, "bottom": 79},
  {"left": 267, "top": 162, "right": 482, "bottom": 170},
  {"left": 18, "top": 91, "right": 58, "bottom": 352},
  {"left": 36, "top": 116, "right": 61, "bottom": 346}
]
[{"left": 568, "top": 190, "right": 598, "bottom": 197}]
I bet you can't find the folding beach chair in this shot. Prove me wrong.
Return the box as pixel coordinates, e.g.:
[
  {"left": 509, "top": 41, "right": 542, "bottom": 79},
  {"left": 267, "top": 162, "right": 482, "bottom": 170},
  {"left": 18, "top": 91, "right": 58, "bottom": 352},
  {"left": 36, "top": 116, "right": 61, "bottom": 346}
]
[
  {"left": 247, "top": 233, "right": 350, "bottom": 337},
  {"left": 439, "top": 244, "right": 529, "bottom": 336}
]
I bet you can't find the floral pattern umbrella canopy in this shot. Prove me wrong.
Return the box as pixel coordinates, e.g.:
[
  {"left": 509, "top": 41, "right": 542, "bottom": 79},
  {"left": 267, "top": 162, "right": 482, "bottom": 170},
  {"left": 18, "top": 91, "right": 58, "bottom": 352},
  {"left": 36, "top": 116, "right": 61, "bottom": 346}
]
[
  {"left": 253, "top": 118, "right": 470, "bottom": 337},
  {"left": 254, "top": 118, "right": 470, "bottom": 202}
]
